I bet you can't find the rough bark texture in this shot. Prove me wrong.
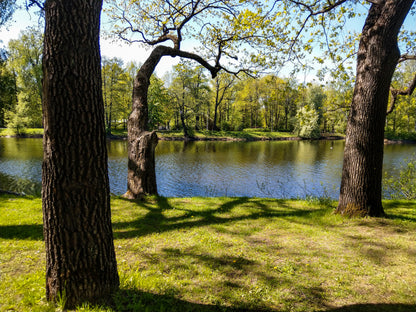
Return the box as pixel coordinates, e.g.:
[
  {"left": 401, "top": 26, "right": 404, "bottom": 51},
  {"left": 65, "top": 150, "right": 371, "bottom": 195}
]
[
  {"left": 42, "top": 0, "right": 119, "bottom": 308},
  {"left": 337, "top": 0, "right": 414, "bottom": 217},
  {"left": 125, "top": 130, "right": 159, "bottom": 198},
  {"left": 124, "top": 48, "right": 162, "bottom": 198}
]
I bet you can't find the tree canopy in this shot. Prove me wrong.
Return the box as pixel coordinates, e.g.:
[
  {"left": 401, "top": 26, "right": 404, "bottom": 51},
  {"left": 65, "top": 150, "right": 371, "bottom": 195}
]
[{"left": 0, "top": 0, "right": 17, "bottom": 28}]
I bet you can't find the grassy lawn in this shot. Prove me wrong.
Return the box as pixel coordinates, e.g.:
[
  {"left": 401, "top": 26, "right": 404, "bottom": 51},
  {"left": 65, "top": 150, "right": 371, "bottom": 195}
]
[{"left": 0, "top": 195, "right": 415, "bottom": 311}]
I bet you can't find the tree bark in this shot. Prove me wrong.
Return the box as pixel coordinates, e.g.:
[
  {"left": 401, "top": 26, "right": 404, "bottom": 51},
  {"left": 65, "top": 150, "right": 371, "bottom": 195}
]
[
  {"left": 337, "top": 0, "right": 414, "bottom": 217},
  {"left": 124, "top": 48, "right": 163, "bottom": 198},
  {"left": 42, "top": 0, "right": 119, "bottom": 308}
]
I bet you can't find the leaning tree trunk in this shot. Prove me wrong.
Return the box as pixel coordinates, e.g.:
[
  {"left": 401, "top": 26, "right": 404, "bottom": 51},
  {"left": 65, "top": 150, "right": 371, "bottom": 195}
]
[
  {"left": 124, "top": 48, "right": 163, "bottom": 199},
  {"left": 124, "top": 44, "right": 221, "bottom": 199},
  {"left": 42, "top": 0, "right": 119, "bottom": 308},
  {"left": 336, "top": 0, "right": 413, "bottom": 217}
]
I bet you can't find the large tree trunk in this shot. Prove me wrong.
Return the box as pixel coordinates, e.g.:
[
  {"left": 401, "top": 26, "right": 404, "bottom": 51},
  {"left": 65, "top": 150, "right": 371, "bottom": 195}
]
[
  {"left": 336, "top": 0, "right": 413, "bottom": 217},
  {"left": 42, "top": 0, "right": 119, "bottom": 308}
]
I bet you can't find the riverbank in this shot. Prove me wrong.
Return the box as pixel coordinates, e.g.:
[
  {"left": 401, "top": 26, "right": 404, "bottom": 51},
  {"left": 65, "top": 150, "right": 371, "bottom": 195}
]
[
  {"left": 1, "top": 194, "right": 415, "bottom": 311},
  {"left": 0, "top": 127, "right": 345, "bottom": 141},
  {"left": 4, "top": 128, "right": 416, "bottom": 144}
]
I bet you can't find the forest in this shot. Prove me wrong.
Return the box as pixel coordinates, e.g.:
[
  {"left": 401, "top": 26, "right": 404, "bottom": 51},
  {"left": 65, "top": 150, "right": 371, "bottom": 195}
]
[{"left": 1, "top": 27, "right": 416, "bottom": 140}]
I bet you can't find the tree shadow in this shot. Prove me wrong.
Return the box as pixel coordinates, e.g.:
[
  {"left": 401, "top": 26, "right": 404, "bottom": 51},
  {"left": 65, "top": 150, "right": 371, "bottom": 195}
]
[
  {"left": 383, "top": 201, "right": 416, "bottom": 222},
  {"left": 99, "top": 288, "right": 415, "bottom": 312},
  {"left": 324, "top": 303, "right": 416, "bottom": 312},
  {"left": 0, "top": 224, "right": 43, "bottom": 240},
  {"left": 108, "top": 288, "right": 274, "bottom": 312},
  {"left": 112, "top": 196, "right": 325, "bottom": 239}
]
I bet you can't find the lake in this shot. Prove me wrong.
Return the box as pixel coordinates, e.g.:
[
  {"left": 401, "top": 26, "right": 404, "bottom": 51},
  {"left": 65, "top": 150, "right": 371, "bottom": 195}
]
[{"left": 1, "top": 138, "right": 415, "bottom": 198}]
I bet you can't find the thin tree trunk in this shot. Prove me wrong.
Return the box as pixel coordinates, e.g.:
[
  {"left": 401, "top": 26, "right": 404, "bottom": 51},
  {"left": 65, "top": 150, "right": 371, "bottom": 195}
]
[
  {"left": 42, "top": 0, "right": 119, "bottom": 308},
  {"left": 108, "top": 101, "right": 113, "bottom": 135},
  {"left": 337, "top": 0, "right": 413, "bottom": 217}
]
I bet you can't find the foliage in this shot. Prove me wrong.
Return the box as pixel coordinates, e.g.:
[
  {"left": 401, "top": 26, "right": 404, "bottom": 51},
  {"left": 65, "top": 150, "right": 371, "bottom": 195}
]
[
  {"left": 1, "top": 195, "right": 416, "bottom": 311},
  {"left": 4, "top": 95, "right": 30, "bottom": 135},
  {"left": 322, "top": 83, "right": 351, "bottom": 134},
  {"left": 102, "top": 57, "right": 133, "bottom": 132},
  {"left": 168, "top": 60, "right": 211, "bottom": 136},
  {"left": 148, "top": 75, "right": 173, "bottom": 129},
  {"left": 0, "top": 51, "right": 17, "bottom": 127},
  {"left": 294, "top": 105, "right": 320, "bottom": 139},
  {"left": 0, "top": 0, "right": 16, "bottom": 28},
  {"left": 386, "top": 61, "right": 416, "bottom": 135},
  {"left": 5, "top": 27, "right": 43, "bottom": 128},
  {"left": 384, "top": 155, "right": 416, "bottom": 200}
]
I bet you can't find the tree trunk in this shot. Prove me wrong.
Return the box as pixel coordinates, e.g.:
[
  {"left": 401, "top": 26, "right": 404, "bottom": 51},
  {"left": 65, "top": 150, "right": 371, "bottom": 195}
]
[
  {"left": 42, "top": 0, "right": 119, "bottom": 308},
  {"left": 124, "top": 49, "right": 162, "bottom": 198},
  {"left": 213, "top": 102, "right": 220, "bottom": 131},
  {"left": 337, "top": 0, "right": 413, "bottom": 217},
  {"left": 125, "top": 130, "right": 158, "bottom": 198}
]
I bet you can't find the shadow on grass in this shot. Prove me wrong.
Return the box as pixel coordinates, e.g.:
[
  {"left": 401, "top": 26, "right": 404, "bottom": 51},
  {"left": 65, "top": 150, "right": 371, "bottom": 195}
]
[
  {"left": 100, "top": 288, "right": 416, "bottom": 312},
  {"left": 325, "top": 303, "right": 416, "bottom": 312},
  {"left": 0, "top": 196, "right": 324, "bottom": 241},
  {"left": 109, "top": 288, "right": 273, "bottom": 312},
  {"left": 112, "top": 196, "right": 327, "bottom": 239},
  {"left": 384, "top": 201, "right": 416, "bottom": 222},
  {"left": 0, "top": 224, "right": 43, "bottom": 240}
]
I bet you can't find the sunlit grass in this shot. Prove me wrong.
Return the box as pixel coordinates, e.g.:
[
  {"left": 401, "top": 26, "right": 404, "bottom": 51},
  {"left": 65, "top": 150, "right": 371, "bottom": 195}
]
[
  {"left": 0, "top": 128, "right": 299, "bottom": 140},
  {"left": 0, "top": 128, "right": 43, "bottom": 137},
  {"left": 158, "top": 129, "right": 299, "bottom": 141},
  {"left": 1, "top": 195, "right": 415, "bottom": 311}
]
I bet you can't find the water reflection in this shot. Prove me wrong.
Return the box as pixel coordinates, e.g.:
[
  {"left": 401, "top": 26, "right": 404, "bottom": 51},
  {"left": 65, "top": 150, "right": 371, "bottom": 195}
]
[{"left": 1, "top": 138, "right": 415, "bottom": 198}]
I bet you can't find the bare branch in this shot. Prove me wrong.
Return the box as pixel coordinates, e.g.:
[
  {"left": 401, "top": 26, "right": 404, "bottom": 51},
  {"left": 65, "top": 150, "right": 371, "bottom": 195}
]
[
  {"left": 286, "top": 0, "right": 349, "bottom": 61},
  {"left": 366, "top": 0, "right": 384, "bottom": 5},
  {"left": 26, "top": 0, "right": 44, "bottom": 10},
  {"left": 399, "top": 54, "right": 416, "bottom": 63}
]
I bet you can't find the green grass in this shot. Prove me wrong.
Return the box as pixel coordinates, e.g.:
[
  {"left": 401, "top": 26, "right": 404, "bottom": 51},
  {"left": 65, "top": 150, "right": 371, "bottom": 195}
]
[{"left": 1, "top": 195, "right": 415, "bottom": 311}]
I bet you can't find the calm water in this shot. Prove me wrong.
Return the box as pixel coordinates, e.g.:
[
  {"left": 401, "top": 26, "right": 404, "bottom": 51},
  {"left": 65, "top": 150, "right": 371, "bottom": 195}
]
[{"left": 1, "top": 138, "right": 415, "bottom": 198}]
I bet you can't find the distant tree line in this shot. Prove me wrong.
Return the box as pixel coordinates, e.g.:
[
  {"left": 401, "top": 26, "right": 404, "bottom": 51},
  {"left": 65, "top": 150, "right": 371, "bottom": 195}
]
[
  {"left": 2, "top": 29, "right": 416, "bottom": 140},
  {"left": 3, "top": 28, "right": 415, "bottom": 138}
]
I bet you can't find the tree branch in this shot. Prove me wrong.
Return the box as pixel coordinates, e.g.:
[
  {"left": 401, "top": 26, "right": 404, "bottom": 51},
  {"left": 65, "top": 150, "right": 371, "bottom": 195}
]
[
  {"left": 366, "top": 0, "right": 384, "bottom": 5},
  {"left": 399, "top": 54, "right": 416, "bottom": 63},
  {"left": 387, "top": 72, "right": 416, "bottom": 115},
  {"left": 26, "top": 0, "right": 44, "bottom": 10},
  {"left": 286, "top": 0, "right": 349, "bottom": 60}
]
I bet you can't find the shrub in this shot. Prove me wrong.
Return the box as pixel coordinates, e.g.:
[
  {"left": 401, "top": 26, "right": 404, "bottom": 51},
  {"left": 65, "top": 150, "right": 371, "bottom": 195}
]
[
  {"left": 384, "top": 155, "right": 416, "bottom": 199},
  {"left": 294, "top": 105, "right": 320, "bottom": 139}
]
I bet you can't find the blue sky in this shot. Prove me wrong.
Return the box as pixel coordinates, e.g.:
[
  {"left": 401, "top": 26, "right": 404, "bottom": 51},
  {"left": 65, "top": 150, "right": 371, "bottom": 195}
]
[{"left": 0, "top": 1, "right": 179, "bottom": 77}]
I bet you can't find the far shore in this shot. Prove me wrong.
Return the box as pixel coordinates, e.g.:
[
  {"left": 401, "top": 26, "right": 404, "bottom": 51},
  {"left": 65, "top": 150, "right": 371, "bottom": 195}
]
[
  {"left": 0, "top": 128, "right": 344, "bottom": 142},
  {"left": 2, "top": 128, "right": 416, "bottom": 143}
]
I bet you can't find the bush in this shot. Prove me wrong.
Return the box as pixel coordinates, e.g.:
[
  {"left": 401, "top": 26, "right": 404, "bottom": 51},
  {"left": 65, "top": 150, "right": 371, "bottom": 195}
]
[
  {"left": 4, "top": 100, "right": 29, "bottom": 136},
  {"left": 294, "top": 106, "right": 320, "bottom": 139},
  {"left": 384, "top": 155, "right": 416, "bottom": 199}
]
